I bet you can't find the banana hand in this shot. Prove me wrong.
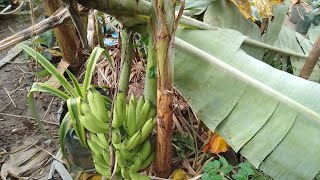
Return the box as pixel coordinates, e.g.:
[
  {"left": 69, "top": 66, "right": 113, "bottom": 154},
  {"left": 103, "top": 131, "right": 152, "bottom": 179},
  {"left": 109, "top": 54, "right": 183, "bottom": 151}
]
[{"left": 79, "top": 113, "right": 109, "bottom": 134}]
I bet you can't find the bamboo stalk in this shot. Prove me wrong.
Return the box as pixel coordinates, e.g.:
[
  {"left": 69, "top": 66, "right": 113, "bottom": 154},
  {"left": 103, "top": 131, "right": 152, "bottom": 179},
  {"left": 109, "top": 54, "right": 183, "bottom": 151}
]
[
  {"left": 153, "top": 0, "right": 175, "bottom": 178},
  {"left": 299, "top": 36, "right": 320, "bottom": 79}
]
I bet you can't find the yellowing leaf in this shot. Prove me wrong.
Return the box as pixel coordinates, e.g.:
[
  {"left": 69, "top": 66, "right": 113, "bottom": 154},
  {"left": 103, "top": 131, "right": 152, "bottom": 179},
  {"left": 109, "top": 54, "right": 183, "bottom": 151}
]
[
  {"left": 229, "top": 0, "right": 252, "bottom": 19},
  {"left": 202, "top": 132, "right": 229, "bottom": 154},
  {"left": 172, "top": 169, "right": 189, "bottom": 180},
  {"left": 252, "top": 0, "right": 273, "bottom": 18}
]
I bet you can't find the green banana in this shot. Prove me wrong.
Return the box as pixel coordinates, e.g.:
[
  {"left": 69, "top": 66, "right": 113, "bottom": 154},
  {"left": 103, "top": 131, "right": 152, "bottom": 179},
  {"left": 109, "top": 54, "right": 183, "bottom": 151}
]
[
  {"left": 102, "top": 149, "right": 111, "bottom": 166},
  {"left": 90, "top": 133, "right": 106, "bottom": 149},
  {"left": 129, "top": 154, "right": 142, "bottom": 172},
  {"left": 136, "top": 99, "right": 150, "bottom": 130},
  {"left": 79, "top": 113, "right": 109, "bottom": 134},
  {"left": 139, "top": 118, "right": 156, "bottom": 144},
  {"left": 137, "top": 140, "right": 151, "bottom": 162},
  {"left": 120, "top": 145, "right": 141, "bottom": 162},
  {"left": 86, "top": 89, "right": 97, "bottom": 114},
  {"left": 135, "top": 96, "right": 144, "bottom": 122},
  {"left": 87, "top": 138, "right": 104, "bottom": 155},
  {"left": 80, "top": 102, "right": 91, "bottom": 114},
  {"left": 122, "top": 130, "right": 142, "bottom": 150},
  {"left": 116, "top": 150, "right": 127, "bottom": 168},
  {"left": 97, "top": 133, "right": 109, "bottom": 149},
  {"left": 121, "top": 167, "right": 131, "bottom": 180},
  {"left": 92, "top": 88, "right": 110, "bottom": 123},
  {"left": 94, "top": 162, "right": 111, "bottom": 178},
  {"left": 113, "top": 142, "right": 122, "bottom": 149},
  {"left": 129, "top": 170, "right": 150, "bottom": 180},
  {"left": 147, "top": 107, "right": 156, "bottom": 120},
  {"left": 139, "top": 151, "right": 155, "bottom": 170},
  {"left": 112, "top": 92, "right": 126, "bottom": 128},
  {"left": 92, "top": 153, "right": 110, "bottom": 167},
  {"left": 127, "top": 94, "right": 137, "bottom": 136},
  {"left": 123, "top": 104, "right": 129, "bottom": 131},
  {"left": 112, "top": 128, "right": 122, "bottom": 144}
]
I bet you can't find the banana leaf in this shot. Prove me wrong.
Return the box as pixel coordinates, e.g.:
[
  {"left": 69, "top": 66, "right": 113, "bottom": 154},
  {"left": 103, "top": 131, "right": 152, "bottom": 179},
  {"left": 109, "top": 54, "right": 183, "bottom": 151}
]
[{"left": 175, "top": 28, "right": 320, "bottom": 179}]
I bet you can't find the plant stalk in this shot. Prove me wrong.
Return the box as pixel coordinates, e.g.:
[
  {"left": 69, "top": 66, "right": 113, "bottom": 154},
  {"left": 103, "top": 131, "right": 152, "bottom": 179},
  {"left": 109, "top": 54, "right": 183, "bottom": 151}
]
[
  {"left": 118, "top": 27, "right": 134, "bottom": 95},
  {"left": 153, "top": 0, "right": 175, "bottom": 177},
  {"left": 144, "top": 22, "right": 157, "bottom": 106}
]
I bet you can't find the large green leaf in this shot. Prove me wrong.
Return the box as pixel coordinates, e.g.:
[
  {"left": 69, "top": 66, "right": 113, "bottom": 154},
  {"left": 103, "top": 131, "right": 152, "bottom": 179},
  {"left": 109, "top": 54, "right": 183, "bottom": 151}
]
[{"left": 175, "top": 29, "right": 320, "bottom": 179}]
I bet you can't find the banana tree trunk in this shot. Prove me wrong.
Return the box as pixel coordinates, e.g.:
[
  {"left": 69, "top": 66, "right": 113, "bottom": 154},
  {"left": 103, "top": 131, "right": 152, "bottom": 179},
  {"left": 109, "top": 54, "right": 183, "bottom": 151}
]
[
  {"left": 153, "top": 0, "right": 175, "bottom": 178},
  {"left": 43, "top": 0, "right": 82, "bottom": 72}
]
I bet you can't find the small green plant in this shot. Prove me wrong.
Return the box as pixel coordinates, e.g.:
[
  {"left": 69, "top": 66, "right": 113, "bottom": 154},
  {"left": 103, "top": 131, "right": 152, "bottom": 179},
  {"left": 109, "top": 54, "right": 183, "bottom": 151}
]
[{"left": 202, "top": 156, "right": 272, "bottom": 180}]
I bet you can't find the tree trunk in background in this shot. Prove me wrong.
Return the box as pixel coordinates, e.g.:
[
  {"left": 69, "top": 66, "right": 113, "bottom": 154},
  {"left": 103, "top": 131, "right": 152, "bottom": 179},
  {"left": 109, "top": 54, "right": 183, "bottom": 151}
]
[
  {"left": 153, "top": 0, "right": 175, "bottom": 178},
  {"left": 43, "top": 0, "right": 83, "bottom": 72}
]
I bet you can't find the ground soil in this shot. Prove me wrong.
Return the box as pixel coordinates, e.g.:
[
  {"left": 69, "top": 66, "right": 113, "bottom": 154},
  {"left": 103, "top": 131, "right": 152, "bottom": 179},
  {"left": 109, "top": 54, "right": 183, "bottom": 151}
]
[{"left": 0, "top": 15, "right": 61, "bottom": 178}]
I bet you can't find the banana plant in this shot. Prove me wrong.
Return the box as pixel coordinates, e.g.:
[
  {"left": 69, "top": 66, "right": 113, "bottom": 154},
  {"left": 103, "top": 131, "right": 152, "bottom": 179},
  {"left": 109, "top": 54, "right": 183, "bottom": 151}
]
[{"left": 18, "top": 43, "right": 113, "bottom": 157}]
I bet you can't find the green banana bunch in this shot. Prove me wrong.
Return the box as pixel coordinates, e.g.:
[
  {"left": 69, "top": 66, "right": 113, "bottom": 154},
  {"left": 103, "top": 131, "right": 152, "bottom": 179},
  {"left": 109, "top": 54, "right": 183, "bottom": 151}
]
[
  {"left": 91, "top": 93, "right": 157, "bottom": 179},
  {"left": 112, "top": 92, "right": 126, "bottom": 128},
  {"left": 87, "top": 87, "right": 110, "bottom": 123}
]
